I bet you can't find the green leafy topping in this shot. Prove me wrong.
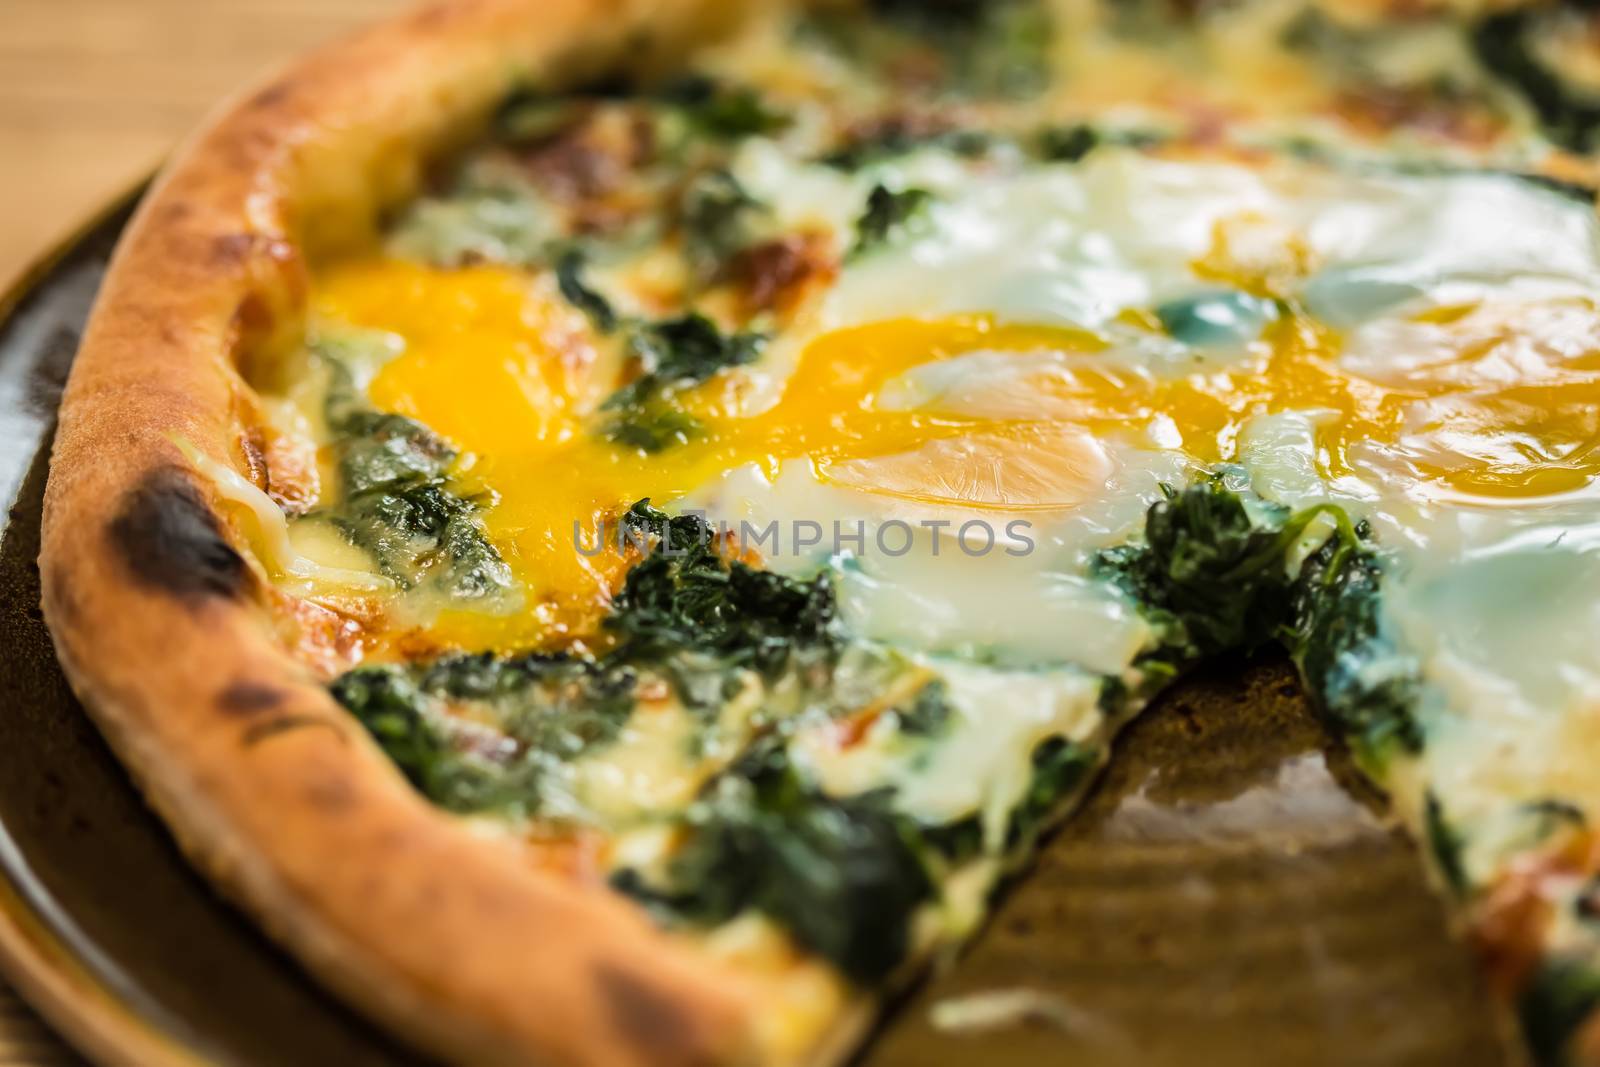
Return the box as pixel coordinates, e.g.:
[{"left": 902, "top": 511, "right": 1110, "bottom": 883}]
[
  {"left": 1475, "top": 12, "right": 1600, "bottom": 153},
  {"left": 821, "top": 124, "right": 992, "bottom": 170},
  {"left": 1287, "top": 524, "right": 1423, "bottom": 761},
  {"left": 332, "top": 410, "right": 455, "bottom": 497},
  {"left": 915, "top": 734, "right": 1098, "bottom": 864},
  {"left": 1096, "top": 476, "right": 1423, "bottom": 764},
  {"left": 1423, "top": 791, "right": 1468, "bottom": 896},
  {"left": 1008, "top": 737, "right": 1098, "bottom": 849},
  {"left": 555, "top": 248, "right": 619, "bottom": 333},
  {"left": 331, "top": 498, "right": 846, "bottom": 816},
  {"left": 1095, "top": 478, "right": 1321, "bottom": 662},
  {"left": 494, "top": 74, "right": 788, "bottom": 144},
  {"left": 548, "top": 255, "right": 768, "bottom": 451},
  {"left": 612, "top": 741, "right": 933, "bottom": 983},
  {"left": 317, "top": 348, "right": 515, "bottom": 602},
  {"left": 418, "top": 652, "right": 641, "bottom": 757},
  {"left": 862, "top": 0, "right": 1054, "bottom": 98},
  {"left": 1518, "top": 960, "right": 1600, "bottom": 1067},
  {"left": 658, "top": 75, "right": 792, "bottom": 140},
  {"left": 680, "top": 169, "right": 769, "bottom": 284},
  {"left": 331, "top": 652, "right": 647, "bottom": 815},
  {"left": 852, "top": 185, "right": 934, "bottom": 257},
  {"left": 1036, "top": 123, "right": 1100, "bottom": 162},
  {"left": 330, "top": 665, "right": 538, "bottom": 815},
  {"left": 624, "top": 316, "right": 767, "bottom": 396},
  {"left": 387, "top": 186, "right": 548, "bottom": 268},
  {"left": 492, "top": 86, "right": 598, "bottom": 144},
  {"left": 608, "top": 500, "right": 839, "bottom": 678},
  {"left": 894, "top": 680, "right": 954, "bottom": 737},
  {"left": 603, "top": 406, "right": 703, "bottom": 453},
  {"left": 1035, "top": 123, "right": 1166, "bottom": 162},
  {"left": 600, "top": 316, "right": 766, "bottom": 451}
]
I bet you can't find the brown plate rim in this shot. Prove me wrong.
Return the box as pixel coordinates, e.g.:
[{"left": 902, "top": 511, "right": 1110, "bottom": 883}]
[{"left": 0, "top": 183, "right": 207, "bottom": 1067}]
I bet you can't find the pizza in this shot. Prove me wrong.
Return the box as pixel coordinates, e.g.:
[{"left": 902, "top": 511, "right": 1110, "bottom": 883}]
[{"left": 36, "top": 0, "right": 1600, "bottom": 1063}]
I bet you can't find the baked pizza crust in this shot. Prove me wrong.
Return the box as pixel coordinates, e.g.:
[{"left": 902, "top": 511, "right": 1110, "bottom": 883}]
[{"left": 36, "top": 2, "right": 813, "bottom": 1064}]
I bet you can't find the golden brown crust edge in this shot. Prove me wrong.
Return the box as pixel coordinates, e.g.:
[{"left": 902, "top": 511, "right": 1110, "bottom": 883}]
[{"left": 37, "top": 2, "right": 782, "bottom": 1065}]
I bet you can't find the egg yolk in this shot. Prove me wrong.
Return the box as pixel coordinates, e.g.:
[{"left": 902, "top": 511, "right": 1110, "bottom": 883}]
[{"left": 312, "top": 258, "right": 1600, "bottom": 650}]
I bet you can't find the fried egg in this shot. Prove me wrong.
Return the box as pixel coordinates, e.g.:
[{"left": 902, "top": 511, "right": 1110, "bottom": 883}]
[{"left": 307, "top": 146, "right": 1600, "bottom": 846}]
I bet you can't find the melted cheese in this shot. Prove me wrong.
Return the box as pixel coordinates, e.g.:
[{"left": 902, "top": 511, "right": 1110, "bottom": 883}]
[
  {"left": 279, "top": 142, "right": 1600, "bottom": 922},
  {"left": 311, "top": 154, "right": 1600, "bottom": 673},
  {"left": 174, "top": 438, "right": 392, "bottom": 595},
  {"left": 793, "top": 660, "right": 1105, "bottom": 846}
]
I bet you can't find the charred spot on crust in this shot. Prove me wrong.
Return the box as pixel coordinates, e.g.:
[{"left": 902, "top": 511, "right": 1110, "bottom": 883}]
[
  {"left": 155, "top": 200, "right": 193, "bottom": 226},
  {"left": 217, "top": 681, "right": 285, "bottom": 716},
  {"left": 109, "top": 468, "right": 248, "bottom": 601},
  {"left": 241, "top": 714, "right": 347, "bottom": 748},
  {"left": 212, "top": 232, "right": 297, "bottom": 270},
  {"left": 211, "top": 233, "right": 256, "bottom": 267},
  {"left": 594, "top": 963, "right": 717, "bottom": 1066},
  {"left": 247, "top": 82, "right": 292, "bottom": 112},
  {"left": 299, "top": 772, "right": 357, "bottom": 813}
]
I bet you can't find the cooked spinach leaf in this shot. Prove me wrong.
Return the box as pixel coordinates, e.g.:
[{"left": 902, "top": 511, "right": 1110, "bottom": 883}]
[
  {"left": 680, "top": 168, "right": 769, "bottom": 284},
  {"left": 1036, "top": 123, "right": 1100, "bottom": 162},
  {"left": 331, "top": 665, "right": 536, "bottom": 814},
  {"left": 1287, "top": 523, "right": 1423, "bottom": 761},
  {"left": 1422, "top": 791, "right": 1468, "bottom": 897},
  {"left": 1009, "top": 737, "right": 1098, "bottom": 848},
  {"left": 612, "top": 741, "right": 933, "bottom": 983},
  {"left": 495, "top": 74, "right": 788, "bottom": 144},
  {"left": 387, "top": 186, "right": 548, "bottom": 268},
  {"left": 333, "top": 409, "right": 455, "bottom": 496},
  {"left": 624, "top": 315, "right": 767, "bottom": 398},
  {"left": 659, "top": 74, "right": 792, "bottom": 140},
  {"left": 546, "top": 258, "right": 768, "bottom": 451},
  {"left": 608, "top": 500, "right": 840, "bottom": 677},
  {"left": 852, "top": 185, "right": 934, "bottom": 257},
  {"left": 555, "top": 247, "right": 619, "bottom": 333},
  {"left": 1096, "top": 476, "right": 1423, "bottom": 764},
  {"left": 894, "top": 679, "right": 954, "bottom": 737},
  {"left": 822, "top": 124, "right": 992, "bottom": 170},
  {"left": 331, "top": 652, "right": 645, "bottom": 815},
  {"left": 333, "top": 498, "right": 844, "bottom": 800},
  {"left": 317, "top": 349, "right": 516, "bottom": 602},
  {"left": 862, "top": 0, "right": 1053, "bottom": 98},
  {"left": 1519, "top": 960, "right": 1600, "bottom": 1067},
  {"left": 1475, "top": 12, "right": 1600, "bottom": 153},
  {"left": 1094, "top": 477, "right": 1307, "bottom": 664},
  {"left": 1035, "top": 122, "right": 1166, "bottom": 162},
  {"left": 603, "top": 405, "right": 702, "bottom": 453},
  {"left": 599, "top": 315, "right": 766, "bottom": 450},
  {"left": 492, "top": 86, "right": 598, "bottom": 144}
]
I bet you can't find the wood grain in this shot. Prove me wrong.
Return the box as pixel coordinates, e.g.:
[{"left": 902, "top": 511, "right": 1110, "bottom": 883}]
[{"left": 0, "top": 0, "right": 407, "bottom": 290}]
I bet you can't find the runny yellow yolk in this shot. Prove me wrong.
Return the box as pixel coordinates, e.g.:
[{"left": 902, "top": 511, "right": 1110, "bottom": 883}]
[{"left": 312, "top": 258, "right": 1600, "bottom": 650}]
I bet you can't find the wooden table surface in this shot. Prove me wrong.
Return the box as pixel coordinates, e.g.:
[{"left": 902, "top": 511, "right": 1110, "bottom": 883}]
[
  {"left": 0, "top": 0, "right": 407, "bottom": 290},
  {"left": 0, "top": 2, "right": 408, "bottom": 1059}
]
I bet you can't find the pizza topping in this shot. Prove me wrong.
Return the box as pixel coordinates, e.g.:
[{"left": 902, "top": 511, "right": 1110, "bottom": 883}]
[
  {"left": 600, "top": 317, "right": 768, "bottom": 451},
  {"left": 613, "top": 739, "right": 936, "bottom": 984},
  {"left": 314, "top": 335, "right": 518, "bottom": 612},
  {"left": 804, "top": 0, "right": 1054, "bottom": 99},
  {"left": 849, "top": 184, "right": 934, "bottom": 258},
  {"left": 1474, "top": 9, "right": 1600, "bottom": 154},
  {"left": 207, "top": 1, "right": 1600, "bottom": 1050}
]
